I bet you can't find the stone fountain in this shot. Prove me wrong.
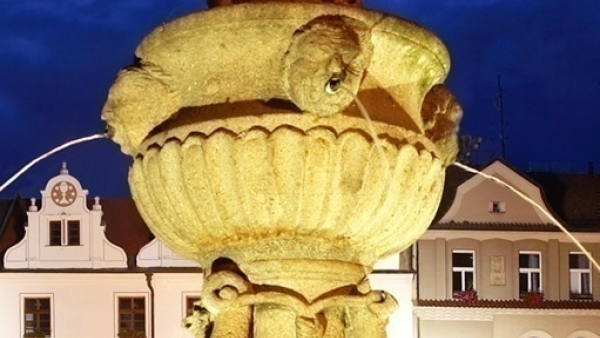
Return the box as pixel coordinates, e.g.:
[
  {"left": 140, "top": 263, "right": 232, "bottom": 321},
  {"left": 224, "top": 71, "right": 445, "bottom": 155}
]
[{"left": 102, "top": 0, "right": 461, "bottom": 336}]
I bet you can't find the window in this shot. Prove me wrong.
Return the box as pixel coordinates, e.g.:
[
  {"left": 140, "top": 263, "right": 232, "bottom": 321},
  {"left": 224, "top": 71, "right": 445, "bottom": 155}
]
[
  {"left": 67, "top": 220, "right": 80, "bottom": 246},
  {"left": 118, "top": 297, "right": 146, "bottom": 337},
  {"left": 452, "top": 250, "right": 475, "bottom": 296},
  {"left": 570, "top": 252, "right": 592, "bottom": 299},
  {"left": 490, "top": 201, "right": 506, "bottom": 213},
  {"left": 49, "top": 221, "right": 62, "bottom": 246},
  {"left": 48, "top": 219, "right": 80, "bottom": 246},
  {"left": 184, "top": 296, "right": 201, "bottom": 328},
  {"left": 519, "top": 251, "right": 542, "bottom": 294},
  {"left": 24, "top": 297, "right": 51, "bottom": 337}
]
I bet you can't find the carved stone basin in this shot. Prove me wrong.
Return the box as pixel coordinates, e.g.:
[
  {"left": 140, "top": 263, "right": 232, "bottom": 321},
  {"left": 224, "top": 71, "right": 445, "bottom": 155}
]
[
  {"left": 103, "top": 1, "right": 461, "bottom": 336},
  {"left": 131, "top": 111, "right": 445, "bottom": 300}
]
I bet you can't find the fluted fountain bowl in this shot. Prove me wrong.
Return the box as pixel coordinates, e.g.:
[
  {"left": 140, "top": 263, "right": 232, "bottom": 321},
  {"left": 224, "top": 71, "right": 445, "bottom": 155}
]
[{"left": 103, "top": 2, "right": 461, "bottom": 299}]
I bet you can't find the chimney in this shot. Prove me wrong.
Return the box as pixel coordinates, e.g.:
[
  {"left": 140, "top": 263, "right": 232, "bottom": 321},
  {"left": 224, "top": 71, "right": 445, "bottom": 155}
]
[{"left": 588, "top": 162, "right": 594, "bottom": 175}]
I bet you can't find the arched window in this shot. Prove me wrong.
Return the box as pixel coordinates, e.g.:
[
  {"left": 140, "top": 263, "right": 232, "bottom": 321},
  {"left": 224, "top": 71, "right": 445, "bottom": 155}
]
[
  {"left": 566, "top": 330, "right": 600, "bottom": 338},
  {"left": 518, "top": 330, "right": 553, "bottom": 338}
]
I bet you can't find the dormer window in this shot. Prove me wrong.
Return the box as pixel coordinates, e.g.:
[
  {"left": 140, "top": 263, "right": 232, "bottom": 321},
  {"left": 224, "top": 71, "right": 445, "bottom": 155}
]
[
  {"left": 48, "top": 219, "right": 80, "bottom": 246},
  {"left": 490, "top": 201, "right": 506, "bottom": 213}
]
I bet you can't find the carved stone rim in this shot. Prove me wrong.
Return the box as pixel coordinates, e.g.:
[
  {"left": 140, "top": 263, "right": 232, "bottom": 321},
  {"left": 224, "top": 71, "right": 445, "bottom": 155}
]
[{"left": 137, "top": 112, "right": 442, "bottom": 160}]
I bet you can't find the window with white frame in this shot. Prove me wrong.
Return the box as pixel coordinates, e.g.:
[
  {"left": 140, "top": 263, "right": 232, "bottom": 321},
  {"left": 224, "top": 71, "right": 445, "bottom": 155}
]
[
  {"left": 452, "top": 250, "right": 475, "bottom": 296},
  {"left": 23, "top": 296, "right": 52, "bottom": 337},
  {"left": 570, "top": 252, "right": 592, "bottom": 299},
  {"left": 48, "top": 218, "right": 80, "bottom": 246},
  {"left": 519, "top": 251, "right": 542, "bottom": 294}
]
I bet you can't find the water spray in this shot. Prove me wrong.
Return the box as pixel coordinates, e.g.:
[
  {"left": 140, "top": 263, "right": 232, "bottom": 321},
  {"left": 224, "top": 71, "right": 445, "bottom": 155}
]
[
  {"left": 0, "top": 133, "right": 107, "bottom": 194},
  {"left": 341, "top": 84, "right": 391, "bottom": 174}
]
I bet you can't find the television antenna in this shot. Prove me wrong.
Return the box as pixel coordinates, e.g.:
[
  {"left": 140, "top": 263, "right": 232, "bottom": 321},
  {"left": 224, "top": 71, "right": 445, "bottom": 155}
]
[{"left": 494, "top": 75, "right": 508, "bottom": 159}]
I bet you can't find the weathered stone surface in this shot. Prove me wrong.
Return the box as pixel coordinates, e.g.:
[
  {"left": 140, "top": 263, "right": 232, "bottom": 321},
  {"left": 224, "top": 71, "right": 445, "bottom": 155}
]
[
  {"left": 103, "top": 2, "right": 461, "bottom": 337},
  {"left": 130, "top": 118, "right": 445, "bottom": 268},
  {"left": 102, "top": 3, "right": 451, "bottom": 156}
]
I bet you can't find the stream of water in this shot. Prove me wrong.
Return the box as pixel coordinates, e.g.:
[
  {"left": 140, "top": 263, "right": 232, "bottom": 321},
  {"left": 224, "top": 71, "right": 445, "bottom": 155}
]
[{"left": 0, "top": 133, "right": 107, "bottom": 194}]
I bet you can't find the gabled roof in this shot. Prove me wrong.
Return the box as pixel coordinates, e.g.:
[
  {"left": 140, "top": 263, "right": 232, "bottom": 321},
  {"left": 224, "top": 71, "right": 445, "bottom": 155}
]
[
  {"left": 432, "top": 164, "right": 476, "bottom": 224},
  {"left": 432, "top": 159, "right": 600, "bottom": 231},
  {"left": 527, "top": 171, "right": 600, "bottom": 229}
]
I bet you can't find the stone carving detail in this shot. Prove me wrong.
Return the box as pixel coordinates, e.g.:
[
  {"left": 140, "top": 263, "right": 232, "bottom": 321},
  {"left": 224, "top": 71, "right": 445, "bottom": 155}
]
[
  {"left": 103, "top": 1, "right": 461, "bottom": 336},
  {"left": 490, "top": 255, "right": 506, "bottom": 286},
  {"left": 50, "top": 181, "right": 77, "bottom": 206},
  {"left": 284, "top": 15, "right": 373, "bottom": 117},
  {"left": 421, "top": 84, "right": 463, "bottom": 166},
  {"left": 186, "top": 270, "right": 397, "bottom": 338},
  {"left": 102, "top": 5, "right": 455, "bottom": 156},
  {"left": 102, "top": 61, "right": 180, "bottom": 155},
  {"left": 129, "top": 124, "right": 444, "bottom": 270}
]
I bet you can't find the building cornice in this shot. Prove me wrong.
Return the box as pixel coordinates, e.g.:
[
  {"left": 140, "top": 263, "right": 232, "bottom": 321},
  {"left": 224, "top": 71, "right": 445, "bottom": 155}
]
[
  {"left": 414, "top": 306, "right": 600, "bottom": 321},
  {"left": 419, "top": 229, "right": 600, "bottom": 242}
]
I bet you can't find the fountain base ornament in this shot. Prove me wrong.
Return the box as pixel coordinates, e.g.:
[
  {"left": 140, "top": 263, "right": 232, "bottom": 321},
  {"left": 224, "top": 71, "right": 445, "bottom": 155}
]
[
  {"left": 102, "top": 1, "right": 462, "bottom": 337},
  {"left": 185, "top": 269, "right": 397, "bottom": 337}
]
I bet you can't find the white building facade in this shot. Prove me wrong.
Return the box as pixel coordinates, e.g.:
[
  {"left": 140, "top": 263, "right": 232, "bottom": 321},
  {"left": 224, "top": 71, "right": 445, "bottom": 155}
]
[{"left": 0, "top": 164, "right": 203, "bottom": 338}]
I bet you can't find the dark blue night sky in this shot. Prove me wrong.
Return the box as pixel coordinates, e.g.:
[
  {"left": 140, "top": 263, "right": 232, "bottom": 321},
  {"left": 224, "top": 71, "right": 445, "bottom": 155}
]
[{"left": 1, "top": 0, "right": 599, "bottom": 198}]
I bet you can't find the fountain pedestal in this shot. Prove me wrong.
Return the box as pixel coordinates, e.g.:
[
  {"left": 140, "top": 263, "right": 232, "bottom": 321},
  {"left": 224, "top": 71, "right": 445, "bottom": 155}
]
[
  {"left": 198, "top": 268, "right": 396, "bottom": 337},
  {"left": 103, "top": 1, "right": 462, "bottom": 337}
]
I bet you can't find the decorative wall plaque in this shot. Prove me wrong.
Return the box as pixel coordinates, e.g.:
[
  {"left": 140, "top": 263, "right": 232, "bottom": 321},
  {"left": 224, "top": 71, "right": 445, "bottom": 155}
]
[
  {"left": 51, "top": 181, "right": 77, "bottom": 206},
  {"left": 490, "top": 255, "right": 506, "bottom": 286}
]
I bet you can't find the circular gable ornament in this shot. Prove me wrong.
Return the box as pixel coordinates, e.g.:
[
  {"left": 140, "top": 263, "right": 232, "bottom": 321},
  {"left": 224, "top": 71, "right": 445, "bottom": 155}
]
[{"left": 51, "top": 181, "right": 77, "bottom": 206}]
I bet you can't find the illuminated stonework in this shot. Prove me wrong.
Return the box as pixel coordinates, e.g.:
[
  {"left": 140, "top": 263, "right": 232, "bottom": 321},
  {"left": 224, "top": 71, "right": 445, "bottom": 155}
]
[{"left": 103, "top": 1, "right": 461, "bottom": 337}]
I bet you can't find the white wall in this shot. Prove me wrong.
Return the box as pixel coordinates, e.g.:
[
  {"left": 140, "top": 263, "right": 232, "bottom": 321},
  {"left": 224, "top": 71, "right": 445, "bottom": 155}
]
[
  {"left": 0, "top": 273, "right": 148, "bottom": 338},
  {"left": 370, "top": 273, "right": 415, "bottom": 337},
  {"left": 0, "top": 271, "right": 414, "bottom": 338},
  {"left": 152, "top": 273, "right": 202, "bottom": 338}
]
